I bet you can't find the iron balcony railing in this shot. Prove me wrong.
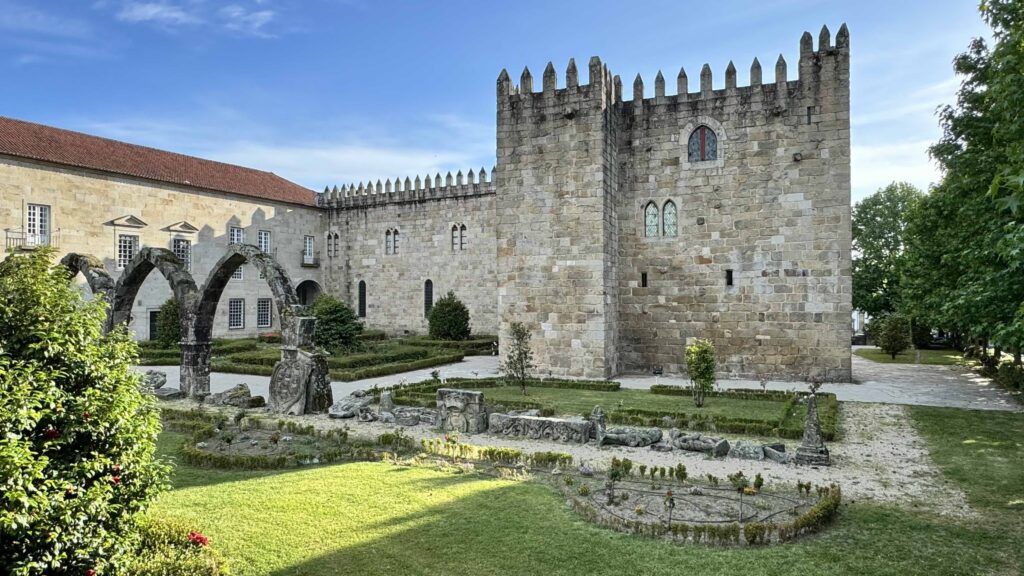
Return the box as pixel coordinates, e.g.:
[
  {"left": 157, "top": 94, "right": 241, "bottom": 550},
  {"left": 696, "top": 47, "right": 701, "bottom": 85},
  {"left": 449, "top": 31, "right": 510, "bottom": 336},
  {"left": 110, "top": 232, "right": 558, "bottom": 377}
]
[
  {"left": 301, "top": 250, "right": 320, "bottom": 267},
  {"left": 5, "top": 229, "right": 59, "bottom": 251}
]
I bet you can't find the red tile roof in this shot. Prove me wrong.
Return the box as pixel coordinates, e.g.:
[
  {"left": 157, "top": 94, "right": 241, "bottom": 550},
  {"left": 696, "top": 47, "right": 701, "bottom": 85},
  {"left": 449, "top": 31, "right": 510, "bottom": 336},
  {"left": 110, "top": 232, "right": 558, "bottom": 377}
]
[{"left": 0, "top": 116, "right": 317, "bottom": 207}]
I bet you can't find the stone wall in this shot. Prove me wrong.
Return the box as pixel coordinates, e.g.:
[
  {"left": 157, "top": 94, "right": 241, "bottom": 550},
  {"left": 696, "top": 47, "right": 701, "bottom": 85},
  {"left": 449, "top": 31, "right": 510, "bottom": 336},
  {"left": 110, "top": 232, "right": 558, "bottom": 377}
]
[
  {"left": 0, "top": 156, "right": 324, "bottom": 340},
  {"left": 322, "top": 175, "right": 498, "bottom": 336},
  {"left": 614, "top": 28, "right": 852, "bottom": 380}
]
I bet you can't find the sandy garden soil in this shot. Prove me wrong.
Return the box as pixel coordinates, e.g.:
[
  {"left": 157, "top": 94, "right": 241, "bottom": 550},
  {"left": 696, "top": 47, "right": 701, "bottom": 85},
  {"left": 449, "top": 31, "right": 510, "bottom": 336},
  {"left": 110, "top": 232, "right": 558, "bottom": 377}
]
[{"left": 165, "top": 399, "right": 974, "bottom": 519}]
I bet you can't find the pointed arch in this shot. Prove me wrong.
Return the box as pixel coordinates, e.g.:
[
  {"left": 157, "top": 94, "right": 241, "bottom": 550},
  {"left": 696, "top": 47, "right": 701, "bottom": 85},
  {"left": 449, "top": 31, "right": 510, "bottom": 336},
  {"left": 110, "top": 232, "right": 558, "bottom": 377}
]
[
  {"left": 687, "top": 125, "right": 718, "bottom": 162},
  {"left": 194, "top": 244, "right": 299, "bottom": 343},
  {"left": 109, "top": 247, "right": 198, "bottom": 334},
  {"left": 459, "top": 224, "right": 467, "bottom": 250},
  {"left": 385, "top": 229, "right": 393, "bottom": 255},
  {"left": 451, "top": 224, "right": 459, "bottom": 251},
  {"left": 60, "top": 252, "right": 116, "bottom": 307},
  {"left": 644, "top": 202, "right": 659, "bottom": 237},
  {"left": 662, "top": 200, "right": 678, "bottom": 237},
  {"left": 357, "top": 280, "right": 367, "bottom": 318}
]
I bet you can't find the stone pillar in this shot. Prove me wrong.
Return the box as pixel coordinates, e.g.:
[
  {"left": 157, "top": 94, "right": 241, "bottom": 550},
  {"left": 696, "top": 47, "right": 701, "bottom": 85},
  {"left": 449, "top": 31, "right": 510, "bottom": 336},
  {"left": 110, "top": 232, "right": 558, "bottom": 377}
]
[{"left": 180, "top": 340, "right": 212, "bottom": 397}]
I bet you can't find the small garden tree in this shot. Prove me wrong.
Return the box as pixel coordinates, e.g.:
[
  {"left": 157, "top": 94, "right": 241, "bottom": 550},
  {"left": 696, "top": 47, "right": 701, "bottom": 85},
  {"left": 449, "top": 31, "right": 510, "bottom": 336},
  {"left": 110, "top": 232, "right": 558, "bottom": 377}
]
[
  {"left": 309, "top": 294, "right": 363, "bottom": 352},
  {"left": 154, "top": 297, "right": 181, "bottom": 347},
  {"left": 0, "top": 249, "right": 169, "bottom": 575},
  {"left": 685, "top": 338, "right": 716, "bottom": 408},
  {"left": 877, "top": 314, "right": 912, "bottom": 359},
  {"left": 500, "top": 321, "right": 533, "bottom": 395},
  {"left": 428, "top": 291, "right": 471, "bottom": 341}
]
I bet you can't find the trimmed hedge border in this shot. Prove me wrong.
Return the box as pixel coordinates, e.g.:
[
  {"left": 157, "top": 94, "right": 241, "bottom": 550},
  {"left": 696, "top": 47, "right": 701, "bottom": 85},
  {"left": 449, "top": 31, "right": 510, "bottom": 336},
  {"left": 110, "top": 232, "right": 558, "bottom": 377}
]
[
  {"left": 420, "top": 438, "right": 572, "bottom": 469},
  {"left": 565, "top": 482, "right": 841, "bottom": 546},
  {"left": 402, "top": 335, "right": 498, "bottom": 356},
  {"left": 332, "top": 352, "right": 465, "bottom": 381}
]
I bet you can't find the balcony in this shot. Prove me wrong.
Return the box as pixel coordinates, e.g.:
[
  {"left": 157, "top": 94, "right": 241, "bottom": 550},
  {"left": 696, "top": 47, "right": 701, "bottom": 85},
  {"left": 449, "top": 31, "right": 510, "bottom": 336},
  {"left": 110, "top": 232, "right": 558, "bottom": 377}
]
[
  {"left": 5, "top": 229, "right": 59, "bottom": 252},
  {"left": 301, "top": 250, "right": 320, "bottom": 268}
]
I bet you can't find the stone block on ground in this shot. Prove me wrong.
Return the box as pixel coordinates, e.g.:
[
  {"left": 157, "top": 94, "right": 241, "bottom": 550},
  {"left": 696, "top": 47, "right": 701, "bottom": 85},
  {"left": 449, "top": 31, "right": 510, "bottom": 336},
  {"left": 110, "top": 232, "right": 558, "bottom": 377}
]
[
  {"left": 329, "top": 394, "right": 373, "bottom": 418},
  {"left": 729, "top": 440, "right": 765, "bottom": 461},
  {"left": 488, "top": 412, "right": 592, "bottom": 443},
  {"left": 207, "top": 383, "right": 252, "bottom": 408},
  {"left": 154, "top": 387, "right": 185, "bottom": 401},
  {"left": 144, "top": 370, "right": 167, "bottom": 390},
  {"left": 669, "top": 430, "right": 730, "bottom": 457},
  {"left": 437, "top": 388, "right": 487, "bottom": 434}
]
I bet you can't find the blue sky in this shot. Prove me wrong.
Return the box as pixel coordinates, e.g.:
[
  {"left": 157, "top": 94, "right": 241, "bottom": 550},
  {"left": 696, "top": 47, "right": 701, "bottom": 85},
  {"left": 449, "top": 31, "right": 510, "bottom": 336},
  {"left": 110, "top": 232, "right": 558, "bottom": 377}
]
[{"left": 0, "top": 0, "right": 989, "bottom": 203}]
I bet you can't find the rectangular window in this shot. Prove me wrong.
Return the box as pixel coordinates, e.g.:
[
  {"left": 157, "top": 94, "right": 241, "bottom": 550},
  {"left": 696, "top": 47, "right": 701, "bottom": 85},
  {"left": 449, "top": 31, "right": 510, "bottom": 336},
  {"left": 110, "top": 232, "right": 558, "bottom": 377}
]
[
  {"left": 726, "top": 269, "right": 734, "bottom": 287},
  {"left": 172, "top": 238, "right": 191, "bottom": 271},
  {"left": 258, "top": 230, "right": 271, "bottom": 252},
  {"left": 303, "top": 235, "right": 315, "bottom": 265},
  {"left": 230, "top": 227, "right": 245, "bottom": 279},
  {"left": 27, "top": 204, "right": 51, "bottom": 246},
  {"left": 228, "top": 298, "right": 245, "bottom": 330},
  {"left": 641, "top": 272, "right": 648, "bottom": 288},
  {"left": 117, "top": 234, "right": 138, "bottom": 269},
  {"left": 257, "top": 298, "right": 272, "bottom": 328}
]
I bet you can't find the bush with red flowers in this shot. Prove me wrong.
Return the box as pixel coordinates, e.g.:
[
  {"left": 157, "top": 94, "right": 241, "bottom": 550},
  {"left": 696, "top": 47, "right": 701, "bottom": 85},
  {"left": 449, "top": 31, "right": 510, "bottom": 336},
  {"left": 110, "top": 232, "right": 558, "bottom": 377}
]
[
  {"left": 124, "top": 518, "right": 227, "bottom": 576},
  {"left": 0, "top": 249, "right": 169, "bottom": 575}
]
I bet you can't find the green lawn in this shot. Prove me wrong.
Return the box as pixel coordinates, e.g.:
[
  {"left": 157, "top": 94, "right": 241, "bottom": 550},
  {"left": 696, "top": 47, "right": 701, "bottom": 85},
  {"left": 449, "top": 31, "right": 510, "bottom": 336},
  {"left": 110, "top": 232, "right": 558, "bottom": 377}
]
[
  {"left": 482, "top": 385, "right": 787, "bottom": 420},
  {"left": 150, "top": 409, "right": 1024, "bottom": 575},
  {"left": 854, "top": 347, "right": 967, "bottom": 365}
]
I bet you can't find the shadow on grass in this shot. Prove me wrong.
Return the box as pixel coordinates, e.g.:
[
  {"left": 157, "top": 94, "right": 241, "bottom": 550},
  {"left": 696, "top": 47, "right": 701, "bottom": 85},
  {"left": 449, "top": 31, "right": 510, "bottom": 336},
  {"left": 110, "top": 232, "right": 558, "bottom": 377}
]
[{"left": 261, "top": 475, "right": 1015, "bottom": 576}]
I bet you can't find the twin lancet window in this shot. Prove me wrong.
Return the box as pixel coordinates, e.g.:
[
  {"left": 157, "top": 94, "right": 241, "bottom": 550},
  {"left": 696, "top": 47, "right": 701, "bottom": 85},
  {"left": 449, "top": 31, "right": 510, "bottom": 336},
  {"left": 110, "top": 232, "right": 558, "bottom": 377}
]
[
  {"left": 644, "top": 201, "right": 678, "bottom": 238},
  {"left": 384, "top": 228, "right": 400, "bottom": 255}
]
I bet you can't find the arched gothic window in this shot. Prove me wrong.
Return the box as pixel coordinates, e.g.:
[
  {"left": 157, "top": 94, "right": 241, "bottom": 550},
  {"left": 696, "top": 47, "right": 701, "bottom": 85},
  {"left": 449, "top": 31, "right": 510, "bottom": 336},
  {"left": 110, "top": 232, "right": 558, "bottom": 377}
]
[
  {"left": 392, "top": 229, "right": 400, "bottom": 254},
  {"left": 644, "top": 202, "right": 659, "bottom": 237},
  {"left": 459, "top": 224, "right": 467, "bottom": 250},
  {"left": 662, "top": 201, "right": 678, "bottom": 237},
  {"left": 687, "top": 125, "right": 718, "bottom": 162},
  {"left": 332, "top": 233, "right": 339, "bottom": 257},
  {"left": 385, "top": 230, "right": 393, "bottom": 255},
  {"left": 424, "top": 279, "right": 433, "bottom": 317},
  {"left": 451, "top": 225, "right": 459, "bottom": 251},
  {"left": 326, "top": 232, "right": 333, "bottom": 257},
  {"left": 358, "top": 280, "right": 367, "bottom": 318}
]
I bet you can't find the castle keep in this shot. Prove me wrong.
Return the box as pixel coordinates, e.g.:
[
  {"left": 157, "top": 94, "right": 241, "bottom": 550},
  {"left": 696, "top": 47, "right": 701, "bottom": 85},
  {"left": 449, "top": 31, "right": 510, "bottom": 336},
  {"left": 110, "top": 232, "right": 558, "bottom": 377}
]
[
  {"left": 1, "top": 26, "right": 851, "bottom": 382},
  {"left": 322, "top": 25, "right": 852, "bottom": 381}
]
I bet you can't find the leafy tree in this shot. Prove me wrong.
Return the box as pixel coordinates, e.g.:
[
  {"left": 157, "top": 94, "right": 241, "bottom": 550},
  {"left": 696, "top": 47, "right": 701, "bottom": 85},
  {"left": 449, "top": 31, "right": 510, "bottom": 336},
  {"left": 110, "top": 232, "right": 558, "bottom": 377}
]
[
  {"left": 427, "top": 291, "right": 471, "bottom": 341},
  {"left": 684, "top": 338, "right": 716, "bottom": 408},
  {"left": 901, "top": 1, "right": 1024, "bottom": 361},
  {"left": 154, "top": 297, "right": 181, "bottom": 347},
  {"left": 309, "top": 295, "right": 363, "bottom": 352},
  {"left": 499, "top": 321, "right": 533, "bottom": 395},
  {"left": 876, "top": 314, "right": 912, "bottom": 359},
  {"left": 0, "top": 248, "right": 169, "bottom": 575},
  {"left": 852, "top": 182, "right": 923, "bottom": 317}
]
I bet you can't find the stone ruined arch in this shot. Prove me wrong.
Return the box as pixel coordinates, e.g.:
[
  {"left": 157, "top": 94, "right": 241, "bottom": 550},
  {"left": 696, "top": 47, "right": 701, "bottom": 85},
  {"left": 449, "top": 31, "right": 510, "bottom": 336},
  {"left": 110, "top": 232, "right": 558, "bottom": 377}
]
[
  {"left": 108, "top": 247, "right": 199, "bottom": 334},
  {"left": 60, "top": 253, "right": 117, "bottom": 314},
  {"left": 194, "top": 243, "right": 301, "bottom": 346}
]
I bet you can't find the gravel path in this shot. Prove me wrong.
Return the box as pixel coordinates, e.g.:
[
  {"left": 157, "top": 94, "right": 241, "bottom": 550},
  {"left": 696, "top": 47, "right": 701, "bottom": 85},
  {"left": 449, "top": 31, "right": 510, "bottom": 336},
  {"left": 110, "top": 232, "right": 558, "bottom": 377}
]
[{"left": 168, "top": 399, "right": 974, "bottom": 518}]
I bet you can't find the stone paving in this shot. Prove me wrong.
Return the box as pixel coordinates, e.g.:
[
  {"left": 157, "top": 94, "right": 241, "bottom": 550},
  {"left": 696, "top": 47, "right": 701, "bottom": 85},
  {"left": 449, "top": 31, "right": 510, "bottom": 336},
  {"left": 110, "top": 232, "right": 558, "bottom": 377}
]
[{"left": 141, "top": 347, "right": 1021, "bottom": 413}]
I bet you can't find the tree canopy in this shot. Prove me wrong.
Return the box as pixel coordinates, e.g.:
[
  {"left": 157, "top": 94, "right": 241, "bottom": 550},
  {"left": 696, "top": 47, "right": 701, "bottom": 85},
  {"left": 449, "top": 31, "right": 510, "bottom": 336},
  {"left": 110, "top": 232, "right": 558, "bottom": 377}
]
[{"left": 852, "top": 182, "right": 923, "bottom": 317}]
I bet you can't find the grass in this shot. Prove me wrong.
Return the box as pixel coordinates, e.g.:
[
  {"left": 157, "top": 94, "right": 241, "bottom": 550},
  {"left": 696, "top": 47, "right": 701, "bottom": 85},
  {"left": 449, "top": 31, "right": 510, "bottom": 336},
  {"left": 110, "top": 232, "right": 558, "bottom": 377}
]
[
  {"left": 482, "top": 385, "right": 787, "bottom": 420},
  {"left": 854, "top": 347, "right": 967, "bottom": 365},
  {"left": 149, "top": 408, "right": 1024, "bottom": 575}
]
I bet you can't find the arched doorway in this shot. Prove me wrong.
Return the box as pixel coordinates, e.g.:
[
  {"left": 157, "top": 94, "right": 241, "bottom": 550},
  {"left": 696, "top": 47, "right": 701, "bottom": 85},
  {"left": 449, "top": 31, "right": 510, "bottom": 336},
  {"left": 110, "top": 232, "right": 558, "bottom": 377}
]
[{"left": 296, "top": 279, "right": 321, "bottom": 306}]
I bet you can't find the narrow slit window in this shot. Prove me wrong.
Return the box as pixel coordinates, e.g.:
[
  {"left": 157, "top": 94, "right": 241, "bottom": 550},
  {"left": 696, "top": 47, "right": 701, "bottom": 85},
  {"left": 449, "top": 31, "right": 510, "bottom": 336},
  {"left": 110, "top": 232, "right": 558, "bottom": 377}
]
[
  {"left": 358, "top": 281, "right": 367, "bottom": 318},
  {"left": 451, "top": 225, "right": 459, "bottom": 251},
  {"left": 726, "top": 269, "right": 734, "bottom": 286},
  {"left": 459, "top": 224, "right": 467, "bottom": 251},
  {"left": 641, "top": 272, "right": 648, "bottom": 288},
  {"left": 424, "top": 279, "right": 433, "bottom": 317},
  {"left": 385, "top": 230, "right": 393, "bottom": 255},
  {"left": 393, "top": 230, "right": 400, "bottom": 254}
]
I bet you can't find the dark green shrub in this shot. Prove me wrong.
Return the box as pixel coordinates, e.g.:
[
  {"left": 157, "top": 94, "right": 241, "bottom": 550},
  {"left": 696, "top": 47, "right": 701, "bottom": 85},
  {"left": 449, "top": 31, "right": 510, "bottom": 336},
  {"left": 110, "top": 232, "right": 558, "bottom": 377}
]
[
  {"left": 428, "top": 291, "right": 472, "bottom": 341},
  {"left": 996, "top": 363, "right": 1024, "bottom": 391},
  {"left": 0, "top": 249, "right": 169, "bottom": 575},
  {"left": 154, "top": 297, "right": 181, "bottom": 347},
  {"left": 685, "top": 338, "right": 716, "bottom": 407},
  {"left": 309, "top": 295, "right": 363, "bottom": 352},
  {"left": 876, "top": 314, "right": 912, "bottom": 359}
]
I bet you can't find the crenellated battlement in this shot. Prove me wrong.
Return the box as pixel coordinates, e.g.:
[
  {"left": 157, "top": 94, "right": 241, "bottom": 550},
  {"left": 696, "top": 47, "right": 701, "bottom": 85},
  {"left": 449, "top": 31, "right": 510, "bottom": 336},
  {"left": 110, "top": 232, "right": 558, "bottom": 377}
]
[
  {"left": 496, "top": 24, "right": 847, "bottom": 110},
  {"left": 317, "top": 167, "right": 496, "bottom": 210}
]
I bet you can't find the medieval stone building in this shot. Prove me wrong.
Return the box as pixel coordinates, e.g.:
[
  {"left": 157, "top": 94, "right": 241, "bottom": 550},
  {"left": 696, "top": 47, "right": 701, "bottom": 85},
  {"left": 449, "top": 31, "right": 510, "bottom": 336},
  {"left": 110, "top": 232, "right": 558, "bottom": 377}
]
[
  {"left": 2, "top": 26, "right": 851, "bottom": 381},
  {"left": 322, "top": 26, "right": 852, "bottom": 381}
]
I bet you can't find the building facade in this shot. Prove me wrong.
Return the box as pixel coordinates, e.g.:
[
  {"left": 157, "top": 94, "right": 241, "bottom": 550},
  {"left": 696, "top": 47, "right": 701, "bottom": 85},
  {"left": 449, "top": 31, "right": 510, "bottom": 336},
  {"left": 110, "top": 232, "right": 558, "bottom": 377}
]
[
  {"left": 0, "top": 118, "right": 325, "bottom": 340},
  {"left": 2, "top": 26, "right": 851, "bottom": 381}
]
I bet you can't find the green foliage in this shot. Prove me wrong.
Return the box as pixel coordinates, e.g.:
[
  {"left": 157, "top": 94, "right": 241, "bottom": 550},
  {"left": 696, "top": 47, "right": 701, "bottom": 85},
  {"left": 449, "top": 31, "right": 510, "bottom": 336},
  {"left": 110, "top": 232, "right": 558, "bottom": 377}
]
[
  {"left": 155, "top": 297, "right": 182, "bottom": 347},
  {"left": 876, "top": 314, "right": 912, "bottom": 359},
  {"left": 309, "top": 295, "right": 363, "bottom": 353},
  {"left": 427, "top": 291, "right": 471, "bottom": 341},
  {"left": 0, "top": 249, "right": 169, "bottom": 575},
  {"left": 852, "top": 182, "right": 924, "bottom": 317},
  {"left": 124, "top": 517, "right": 228, "bottom": 576},
  {"left": 684, "top": 338, "right": 716, "bottom": 407},
  {"left": 499, "top": 322, "right": 534, "bottom": 394},
  {"left": 995, "top": 362, "right": 1024, "bottom": 391}
]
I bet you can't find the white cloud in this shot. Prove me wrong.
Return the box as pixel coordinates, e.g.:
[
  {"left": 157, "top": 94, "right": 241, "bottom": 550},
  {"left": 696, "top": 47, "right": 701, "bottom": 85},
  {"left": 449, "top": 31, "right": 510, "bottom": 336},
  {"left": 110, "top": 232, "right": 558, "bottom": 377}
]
[
  {"left": 116, "top": 2, "right": 201, "bottom": 25},
  {"left": 851, "top": 139, "right": 941, "bottom": 202},
  {"left": 219, "top": 5, "right": 275, "bottom": 37}
]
